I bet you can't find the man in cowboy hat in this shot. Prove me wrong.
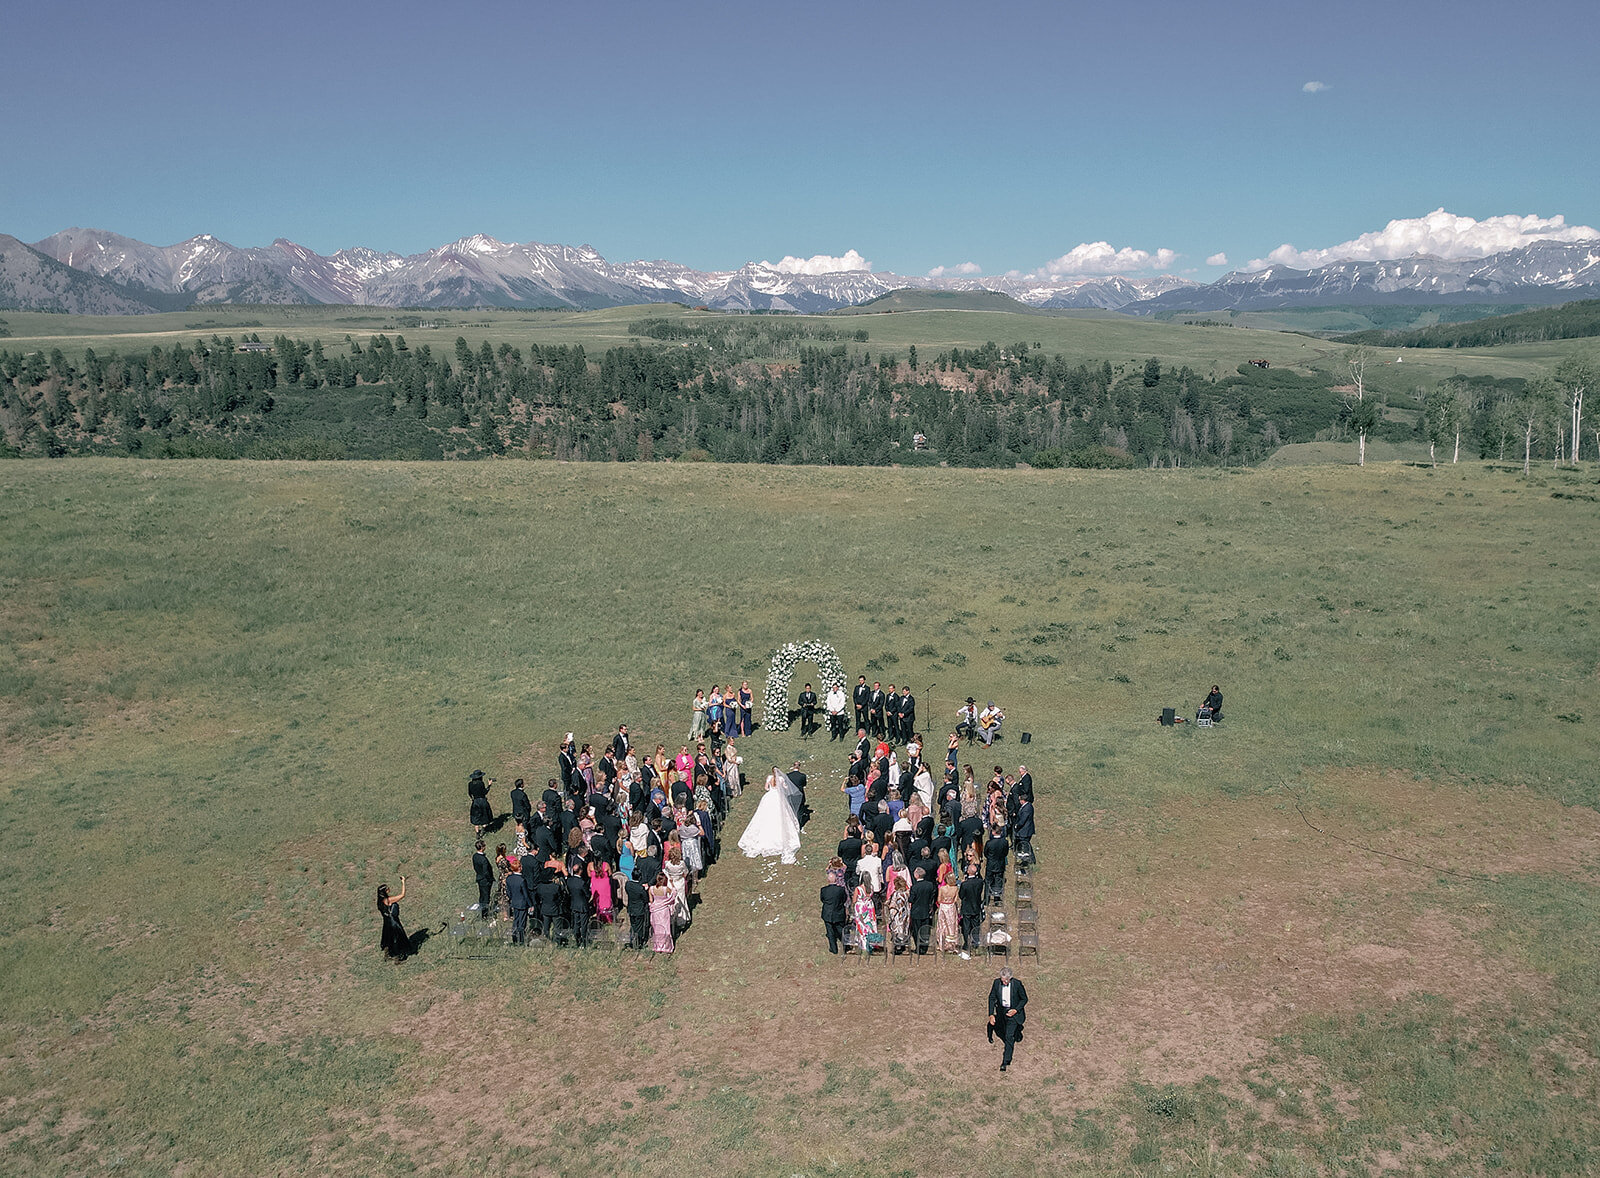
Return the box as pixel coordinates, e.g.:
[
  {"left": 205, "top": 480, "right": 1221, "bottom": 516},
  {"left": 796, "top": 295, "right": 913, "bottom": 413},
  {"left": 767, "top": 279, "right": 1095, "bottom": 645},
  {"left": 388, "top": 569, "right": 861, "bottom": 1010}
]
[{"left": 956, "top": 697, "right": 978, "bottom": 742}]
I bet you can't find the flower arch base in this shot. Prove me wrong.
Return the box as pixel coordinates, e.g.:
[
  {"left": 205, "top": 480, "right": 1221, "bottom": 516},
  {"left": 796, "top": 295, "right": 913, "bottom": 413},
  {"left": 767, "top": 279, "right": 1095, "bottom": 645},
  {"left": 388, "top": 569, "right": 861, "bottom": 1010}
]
[{"left": 760, "top": 641, "right": 847, "bottom": 732}]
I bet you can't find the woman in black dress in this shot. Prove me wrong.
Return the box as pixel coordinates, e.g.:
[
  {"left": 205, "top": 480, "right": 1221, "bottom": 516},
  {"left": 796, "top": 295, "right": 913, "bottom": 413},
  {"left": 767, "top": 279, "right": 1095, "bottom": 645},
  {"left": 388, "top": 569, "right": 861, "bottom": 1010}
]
[
  {"left": 468, "top": 770, "right": 493, "bottom": 836},
  {"left": 377, "top": 878, "right": 409, "bottom": 959}
]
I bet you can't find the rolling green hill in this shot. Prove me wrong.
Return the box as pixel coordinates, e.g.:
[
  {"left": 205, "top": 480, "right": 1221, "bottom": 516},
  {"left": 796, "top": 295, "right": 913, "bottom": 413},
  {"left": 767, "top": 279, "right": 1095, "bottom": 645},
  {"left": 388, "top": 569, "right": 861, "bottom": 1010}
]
[
  {"left": 1338, "top": 298, "right": 1600, "bottom": 348},
  {"left": 831, "top": 287, "right": 1042, "bottom": 314}
]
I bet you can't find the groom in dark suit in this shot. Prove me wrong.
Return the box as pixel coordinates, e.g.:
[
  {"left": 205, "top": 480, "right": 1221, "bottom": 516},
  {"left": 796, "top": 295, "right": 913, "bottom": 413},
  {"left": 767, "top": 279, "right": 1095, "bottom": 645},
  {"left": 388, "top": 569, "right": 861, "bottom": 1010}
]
[
  {"left": 987, "top": 965, "right": 1028, "bottom": 1070},
  {"left": 820, "top": 875, "right": 848, "bottom": 953}
]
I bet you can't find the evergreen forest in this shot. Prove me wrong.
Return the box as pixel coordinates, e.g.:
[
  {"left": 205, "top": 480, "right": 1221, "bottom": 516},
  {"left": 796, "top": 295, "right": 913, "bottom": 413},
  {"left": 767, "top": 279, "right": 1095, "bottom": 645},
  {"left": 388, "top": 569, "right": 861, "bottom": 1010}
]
[{"left": 0, "top": 322, "right": 1535, "bottom": 466}]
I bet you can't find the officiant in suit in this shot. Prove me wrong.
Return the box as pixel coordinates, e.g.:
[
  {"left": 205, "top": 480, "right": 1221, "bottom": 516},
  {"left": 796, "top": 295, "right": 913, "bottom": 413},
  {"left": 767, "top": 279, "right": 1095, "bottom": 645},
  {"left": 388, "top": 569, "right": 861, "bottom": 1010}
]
[
  {"left": 987, "top": 965, "right": 1028, "bottom": 1070},
  {"left": 797, "top": 684, "right": 819, "bottom": 738}
]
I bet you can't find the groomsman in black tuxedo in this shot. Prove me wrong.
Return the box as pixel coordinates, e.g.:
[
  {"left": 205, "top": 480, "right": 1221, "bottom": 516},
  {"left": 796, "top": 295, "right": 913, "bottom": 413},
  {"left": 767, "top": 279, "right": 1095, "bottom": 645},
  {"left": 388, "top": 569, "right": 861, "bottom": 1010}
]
[
  {"left": 797, "top": 683, "right": 818, "bottom": 738},
  {"left": 853, "top": 675, "right": 871, "bottom": 734},
  {"left": 987, "top": 965, "right": 1028, "bottom": 1070},
  {"left": 868, "top": 682, "right": 886, "bottom": 739},
  {"left": 884, "top": 686, "right": 901, "bottom": 743},
  {"left": 898, "top": 689, "right": 916, "bottom": 744},
  {"left": 820, "top": 874, "right": 848, "bottom": 953},
  {"left": 612, "top": 724, "right": 630, "bottom": 761}
]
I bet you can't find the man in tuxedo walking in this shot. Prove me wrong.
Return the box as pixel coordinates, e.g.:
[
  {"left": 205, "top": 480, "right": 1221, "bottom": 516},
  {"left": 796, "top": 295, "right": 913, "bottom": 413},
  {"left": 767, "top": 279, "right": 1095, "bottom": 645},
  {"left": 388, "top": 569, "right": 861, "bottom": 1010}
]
[
  {"left": 820, "top": 874, "right": 848, "bottom": 953},
  {"left": 987, "top": 965, "right": 1028, "bottom": 1070}
]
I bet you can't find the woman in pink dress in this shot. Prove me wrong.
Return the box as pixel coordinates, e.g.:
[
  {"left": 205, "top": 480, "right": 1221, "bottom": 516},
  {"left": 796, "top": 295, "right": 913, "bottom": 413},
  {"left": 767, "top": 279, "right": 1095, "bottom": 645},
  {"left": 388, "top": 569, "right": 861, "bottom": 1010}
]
[
  {"left": 589, "top": 858, "right": 615, "bottom": 923},
  {"left": 648, "top": 873, "right": 675, "bottom": 953}
]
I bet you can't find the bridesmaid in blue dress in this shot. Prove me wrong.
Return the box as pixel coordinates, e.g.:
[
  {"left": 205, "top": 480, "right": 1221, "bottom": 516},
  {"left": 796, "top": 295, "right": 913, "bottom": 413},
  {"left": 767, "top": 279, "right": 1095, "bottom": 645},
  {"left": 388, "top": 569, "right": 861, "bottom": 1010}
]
[{"left": 739, "top": 681, "right": 754, "bottom": 736}]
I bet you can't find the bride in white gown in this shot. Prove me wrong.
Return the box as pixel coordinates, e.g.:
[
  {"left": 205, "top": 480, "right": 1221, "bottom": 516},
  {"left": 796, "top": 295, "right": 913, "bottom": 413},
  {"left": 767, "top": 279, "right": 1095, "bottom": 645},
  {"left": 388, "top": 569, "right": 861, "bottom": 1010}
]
[{"left": 738, "top": 767, "right": 803, "bottom": 864}]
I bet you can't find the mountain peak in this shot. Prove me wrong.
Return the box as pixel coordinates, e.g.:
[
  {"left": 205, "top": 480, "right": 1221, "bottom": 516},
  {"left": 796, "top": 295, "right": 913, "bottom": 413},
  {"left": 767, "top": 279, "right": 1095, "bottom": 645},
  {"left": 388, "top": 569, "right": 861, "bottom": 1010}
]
[{"left": 15, "top": 227, "right": 1600, "bottom": 317}]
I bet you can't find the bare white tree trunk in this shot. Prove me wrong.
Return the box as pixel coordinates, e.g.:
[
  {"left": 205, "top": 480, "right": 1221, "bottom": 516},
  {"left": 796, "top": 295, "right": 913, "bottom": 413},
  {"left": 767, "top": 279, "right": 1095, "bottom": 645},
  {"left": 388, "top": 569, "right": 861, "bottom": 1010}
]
[
  {"left": 1429, "top": 440, "right": 1436, "bottom": 467},
  {"left": 1573, "top": 389, "right": 1584, "bottom": 463},
  {"left": 1452, "top": 428, "right": 1461, "bottom": 464},
  {"left": 1347, "top": 347, "right": 1368, "bottom": 467},
  {"left": 1524, "top": 420, "right": 1534, "bottom": 475}
]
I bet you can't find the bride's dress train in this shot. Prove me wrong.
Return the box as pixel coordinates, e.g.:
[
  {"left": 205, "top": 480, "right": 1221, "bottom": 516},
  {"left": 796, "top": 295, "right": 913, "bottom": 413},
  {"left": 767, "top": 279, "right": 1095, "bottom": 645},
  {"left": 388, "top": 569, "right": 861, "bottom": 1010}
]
[{"left": 738, "top": 769, "right": 803, "bottom": 864}]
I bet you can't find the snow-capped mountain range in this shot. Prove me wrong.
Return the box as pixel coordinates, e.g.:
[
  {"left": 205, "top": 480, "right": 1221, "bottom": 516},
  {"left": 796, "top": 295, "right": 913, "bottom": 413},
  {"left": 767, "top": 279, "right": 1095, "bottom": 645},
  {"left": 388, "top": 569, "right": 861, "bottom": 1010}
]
[
  {"left": 1134, "top": 241, "right": 1600, "bottom": 313},
  {"left": 5, "top": 228, "right": 1600, "bottom": 316},
  {"left": 13, "top": 228, "right": 1194, "bottom": 314}
]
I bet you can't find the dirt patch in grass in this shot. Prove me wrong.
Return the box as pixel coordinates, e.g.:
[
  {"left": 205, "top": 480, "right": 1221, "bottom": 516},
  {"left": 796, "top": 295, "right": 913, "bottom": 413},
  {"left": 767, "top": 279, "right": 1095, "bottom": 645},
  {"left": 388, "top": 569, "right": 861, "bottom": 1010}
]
[{"left": 337, "top": 768, "right": 1599, "bottom": 1169}]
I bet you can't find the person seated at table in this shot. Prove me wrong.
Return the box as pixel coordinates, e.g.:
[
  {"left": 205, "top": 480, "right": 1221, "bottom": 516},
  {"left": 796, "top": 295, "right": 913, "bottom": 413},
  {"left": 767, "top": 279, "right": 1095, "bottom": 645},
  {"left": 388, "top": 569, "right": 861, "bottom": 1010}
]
[{"left": 1198, "top": 684, "right": 1224, "bottom": 722}]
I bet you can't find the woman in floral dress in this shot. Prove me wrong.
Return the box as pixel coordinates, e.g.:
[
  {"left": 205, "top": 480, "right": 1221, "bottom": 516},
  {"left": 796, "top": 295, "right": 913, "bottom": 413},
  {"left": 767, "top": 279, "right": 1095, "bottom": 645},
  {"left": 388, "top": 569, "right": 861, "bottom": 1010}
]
[{"left": 852, "top": 878, "right": 882, "bottom": 952}]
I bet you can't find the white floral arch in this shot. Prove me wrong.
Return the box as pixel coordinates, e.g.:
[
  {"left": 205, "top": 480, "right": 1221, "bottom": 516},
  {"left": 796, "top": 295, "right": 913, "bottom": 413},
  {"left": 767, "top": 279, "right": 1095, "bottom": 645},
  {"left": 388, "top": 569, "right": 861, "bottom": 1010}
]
[{"left": 760, "top": 640, "right": 847, "bottom": 732}]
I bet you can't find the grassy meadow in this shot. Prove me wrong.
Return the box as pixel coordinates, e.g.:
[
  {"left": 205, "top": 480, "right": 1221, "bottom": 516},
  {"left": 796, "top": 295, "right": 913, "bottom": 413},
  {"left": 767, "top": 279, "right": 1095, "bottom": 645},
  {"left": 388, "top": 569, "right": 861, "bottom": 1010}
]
[
  {"left": 1, "top": 456, "right": 1598, "bottom": 1175},
  {"left": 0, "top": 302, "right": 1578, "bottom": 397}
]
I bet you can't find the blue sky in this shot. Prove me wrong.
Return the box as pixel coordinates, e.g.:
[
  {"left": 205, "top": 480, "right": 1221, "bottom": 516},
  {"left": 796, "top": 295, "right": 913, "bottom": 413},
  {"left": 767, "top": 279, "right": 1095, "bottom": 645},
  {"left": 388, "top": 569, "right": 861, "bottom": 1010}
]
[{"left": 3, "top": 0, "right": 1596, "bottom": 280}]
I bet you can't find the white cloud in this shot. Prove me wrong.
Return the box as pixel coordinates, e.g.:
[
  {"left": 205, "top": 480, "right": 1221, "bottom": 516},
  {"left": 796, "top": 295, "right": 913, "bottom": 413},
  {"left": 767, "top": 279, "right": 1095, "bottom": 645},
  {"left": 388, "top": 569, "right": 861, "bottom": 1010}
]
[
  {"left": 1245, "top": 208, "right": 1600, "bottom": 271},
  {"left": 928, "top": 261, "right": 982, "bottom": 278},
  {"left": 1302, "top": 81, "right": 1329, "bottom": 93},
  {"left": 763, "top": 249, "right": 872, "bottom": 275},
  {"left": 1033, "top": 241, "right": 1179, "bottom": 278},
  {"left": 1205, "top": 252, "right": 1229, "bottom": 267}
]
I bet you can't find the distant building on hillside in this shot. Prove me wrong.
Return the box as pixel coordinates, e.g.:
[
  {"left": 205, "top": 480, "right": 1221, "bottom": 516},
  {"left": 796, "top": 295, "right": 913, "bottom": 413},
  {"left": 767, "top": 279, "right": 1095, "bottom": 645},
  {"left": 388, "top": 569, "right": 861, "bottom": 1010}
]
[{"left": 236, "top": 342, "right": 272, "bottom": 353}]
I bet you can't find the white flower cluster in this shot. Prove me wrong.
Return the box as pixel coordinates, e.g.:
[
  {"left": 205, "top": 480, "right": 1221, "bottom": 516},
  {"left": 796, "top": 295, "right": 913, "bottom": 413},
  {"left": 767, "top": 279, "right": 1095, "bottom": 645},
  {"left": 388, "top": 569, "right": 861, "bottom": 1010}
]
[{"left": 760, "top": 640, "right": 847, "bottom": 732}]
